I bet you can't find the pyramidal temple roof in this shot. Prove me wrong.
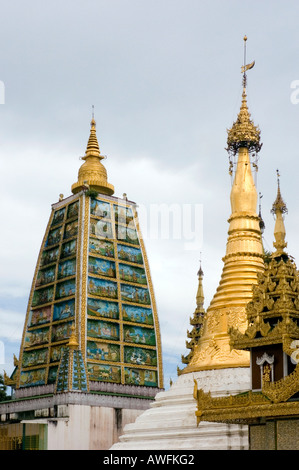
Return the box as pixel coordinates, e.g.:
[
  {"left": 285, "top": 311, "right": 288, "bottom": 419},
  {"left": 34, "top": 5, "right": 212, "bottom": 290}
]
[{"left": 6, "top": 117, "right": 163, "bottom": 396}]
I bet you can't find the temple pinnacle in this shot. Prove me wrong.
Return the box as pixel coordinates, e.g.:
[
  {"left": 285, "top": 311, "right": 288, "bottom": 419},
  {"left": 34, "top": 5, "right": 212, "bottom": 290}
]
[
  {"left": 227, "top": 37, "right": 262, "bottom": 157},
  {"left": 71, "top": 117, "right": 114, "bottom": 196},
  {"left": 85, "top": 118, "right": 102, "bottom": 159},
  {"left": 271, "top": 170, "right": 288, "bottom": 256},
  {"left": 180, "top": 261, "right": 205, "bottom": 367}
]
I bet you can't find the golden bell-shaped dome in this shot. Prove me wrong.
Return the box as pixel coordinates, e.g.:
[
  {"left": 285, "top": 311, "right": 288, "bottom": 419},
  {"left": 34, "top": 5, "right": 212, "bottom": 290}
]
[{"left": 71, "top": 118, "right": 114, "bottom": 196}]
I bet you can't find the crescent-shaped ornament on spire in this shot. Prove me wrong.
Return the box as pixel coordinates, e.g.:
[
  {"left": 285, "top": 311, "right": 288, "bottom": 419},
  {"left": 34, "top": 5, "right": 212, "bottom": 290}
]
[{"left": 241, "top": 60, "right": 255, "bottom": 74}]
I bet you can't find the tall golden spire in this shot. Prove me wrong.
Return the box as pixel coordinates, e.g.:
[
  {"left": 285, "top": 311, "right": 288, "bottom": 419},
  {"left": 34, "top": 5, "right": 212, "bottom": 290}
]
[
  {"left": 183, "top": 37, "right": 264, "bottom": 372},
  {"left": 71, "top": 114, "right": 114, "bottom": 196}
]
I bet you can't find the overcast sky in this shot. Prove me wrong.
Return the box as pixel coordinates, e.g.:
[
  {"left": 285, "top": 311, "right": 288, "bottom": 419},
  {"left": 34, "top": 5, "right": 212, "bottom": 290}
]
[{"left": 1, "top": 0, "right": 299, "bottom": 388}]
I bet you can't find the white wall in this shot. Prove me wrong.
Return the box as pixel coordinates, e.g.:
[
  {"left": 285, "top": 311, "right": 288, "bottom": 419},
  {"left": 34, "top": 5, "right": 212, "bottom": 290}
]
[{"left": 47, "top": 405, "right": 143, "bottom": 450}]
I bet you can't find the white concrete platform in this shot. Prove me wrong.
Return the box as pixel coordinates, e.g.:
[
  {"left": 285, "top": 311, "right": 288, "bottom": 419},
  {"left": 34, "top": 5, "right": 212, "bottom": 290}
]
[{"left": 111, "top": 367, "right": 250, "bottom": 450}]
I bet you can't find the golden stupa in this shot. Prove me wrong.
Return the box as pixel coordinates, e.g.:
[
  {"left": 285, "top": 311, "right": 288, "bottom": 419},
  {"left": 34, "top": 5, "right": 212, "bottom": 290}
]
[{"left": 183, "top": 37, "right": 265, "bottom": 372}]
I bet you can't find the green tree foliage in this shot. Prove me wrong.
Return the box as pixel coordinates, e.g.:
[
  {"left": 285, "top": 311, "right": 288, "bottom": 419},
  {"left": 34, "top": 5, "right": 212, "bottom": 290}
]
[
  {"left": 263, "top": 249, "right": 272, "bottom": 265},
  {"left": 0, "top": 373, "right": 8, "bottom": 401},
  {"left": 85, "top": 189, "right": 99, "bottom": 200}
]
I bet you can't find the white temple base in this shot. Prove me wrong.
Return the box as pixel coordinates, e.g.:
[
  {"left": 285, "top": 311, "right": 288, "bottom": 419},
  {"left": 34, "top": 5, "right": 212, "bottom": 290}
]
[{"left": 111, "top": 368, "right": 250, "bottom": 450}]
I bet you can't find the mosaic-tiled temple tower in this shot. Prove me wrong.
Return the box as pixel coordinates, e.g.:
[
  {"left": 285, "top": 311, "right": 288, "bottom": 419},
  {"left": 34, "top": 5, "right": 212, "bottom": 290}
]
[{"left": 1, "top": 118, "right": 163, "bottom": 450}]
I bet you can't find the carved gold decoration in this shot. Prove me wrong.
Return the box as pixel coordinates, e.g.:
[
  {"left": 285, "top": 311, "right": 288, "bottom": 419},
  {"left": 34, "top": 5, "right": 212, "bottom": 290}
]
[
  {"left": 3, "top": 371, "right": 16, "bottom": 386},
  {"left": 194, "top": 380, "right": 299, "bottom": 425},
  {"left": 229, "top": 175, "right": 299, "bottom": 353},
  {"left": 230, "top": 240, "right": 299, "bottom": 351},
  {"left": 194, "top": 363, "right": 299, "bottom": 424},
  {"left": 262, "top": 364, "right": 299, "bottom": 403},
  {"left": 226, "top": 88, "right": 262, "bottom": 156}
]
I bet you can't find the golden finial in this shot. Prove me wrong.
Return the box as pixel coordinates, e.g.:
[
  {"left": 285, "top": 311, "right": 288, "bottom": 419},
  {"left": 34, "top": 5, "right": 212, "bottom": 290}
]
[
  {"left": 241, "top": 35, "right": 255, "bottom": 88},
  {"left": 71, "top": 114, "right": 114, "bottom": 196},
  {"left": 68, "top": 324, "right": 79, "bottom": 349},
  {"left": 226, "top": 36, "right": 261, "bottom": 157},
  {"left": 85, "top": 113, "right": 102, "bottom": 160}
]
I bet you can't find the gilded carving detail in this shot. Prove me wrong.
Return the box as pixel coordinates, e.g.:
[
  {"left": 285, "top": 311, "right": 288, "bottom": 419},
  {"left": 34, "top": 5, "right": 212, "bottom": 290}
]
[
  {"left": 191, "top": 336, "right": 247, "bottom": 368},
  {"left": 227, "top": 307, "right": 247, "bottom": 332},
  {"left": 194, "top": 379, "right": 299, "bottom": 426},
  {"left": 230, "top": 251, "right": 299, "bottom": 352},
  {"left": 262, "top": 364, "right": 299, "bottom": 403},
  {"left": 205, "top": 310, "right": 221, "bottom": 333}
]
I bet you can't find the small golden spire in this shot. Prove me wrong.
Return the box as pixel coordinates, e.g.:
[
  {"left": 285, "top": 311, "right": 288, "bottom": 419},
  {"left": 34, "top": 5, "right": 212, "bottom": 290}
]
[
  {"left": 271, "top": 170, "right": 288, "bottom": 256},
  {"left": 68, "top": 324, "right": 79, "bottom": 349},
  {"left": 196, "top": 259, "right": 204, "bottom": 309},
  {"left": 71, "top": 114, "right": 114, "bottom": 196},
  {"left": 84, "top": 117, "right": 102, "bottom": 160},
  {"left": 181, "top": 259, "right": 205, "bottom": 367}
]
